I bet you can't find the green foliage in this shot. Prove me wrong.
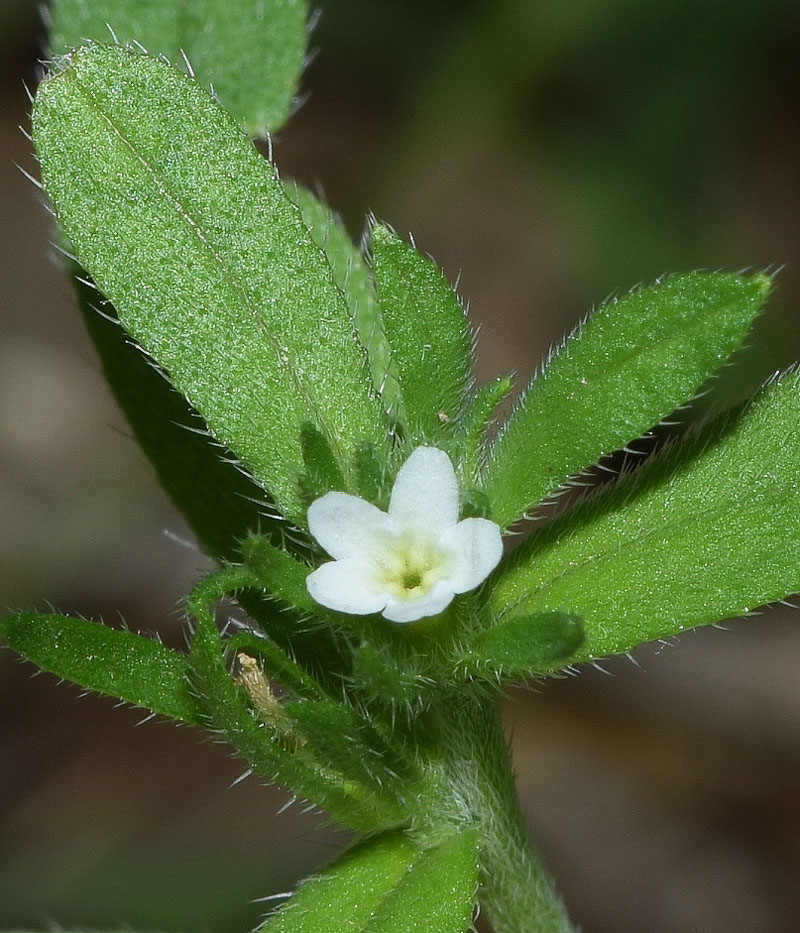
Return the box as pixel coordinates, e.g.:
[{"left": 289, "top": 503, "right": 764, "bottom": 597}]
[
  {"left": 16, "top": 2, "right": 800, "bottom": 930},
  {"left": 457, "top": 373, "right": 514, "bottom": 482},
  {"left": 369, "top": 224, "right": 473, "bottom": 446},
  {"left": 364, "top": 828, "right": 479, "bottom": 933},
  {"left": 48, "top": 0, "right": 307, "bottom": 136},
  {"left": 0, "top": 612, "right": 204, "bottom": 724},
  {"left": 351, "top": 641, "right": 433, "bottom": 707},
  {"left": 239, "top": 533, "right": 320, "bottom": 615},
  {"left": 258, "top": 828, "right": 479, "bottom": 933},
  {"left": 284, "top": 699, "right": 416, "bottom": 794},
  {"left": 490, "top": 372, "right": 800, "bottom": 661},
  {"left": 188, "top": 605, "right": 405, "bottom": 832},
  {"left": 466, "top": 612, "right": 584, "bottom": 678},
  {"left": 483, "top": 272, "right": 772, "bottom": 528},
  {"left": 285, "top": 184, "right": 402, "bottom": 420},
  {"left": 32, "top": 45, "right": 387, "bottom": 527}
]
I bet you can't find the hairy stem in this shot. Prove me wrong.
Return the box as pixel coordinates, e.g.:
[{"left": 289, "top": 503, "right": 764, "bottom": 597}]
[{"left": 422, "top": 691, "right": 574, "bottom": 932}]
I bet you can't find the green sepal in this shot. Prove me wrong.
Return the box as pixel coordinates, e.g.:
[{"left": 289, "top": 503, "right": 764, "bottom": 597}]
[
  {"left": 49, "top": 0, "right": 307, "bottom": 137},
  {"left": 351, "top": 642, "right": 433, "bottom": 707},
  {"left": 463, "top": 612, "right": 584, "bottom": 680},
  {"left": 0, "top": 611, "right": 204, "bottom": 724},
  {"left": 484, "top": 272, "right": 772, "bottom": 528},
  {"left": 185, "top": 564, "right": 347, "bottom": 701},
  {"left": 369, "top": 224, "right": 473, "bottom": 446},
  {"left": 74, "top": 269, "right": 275, "bottom": 561},
  {"left": 490, "top": 371, "right": 800, "bottom": 661},
  {"left": 258, "top": 828, "right": 479, "bottom": 933},
  {"left": 33, "top": 45, "right": 387, "bottom": 527},
  {"left": 240, "top": 533, "right": 320, "bottom": 616}
]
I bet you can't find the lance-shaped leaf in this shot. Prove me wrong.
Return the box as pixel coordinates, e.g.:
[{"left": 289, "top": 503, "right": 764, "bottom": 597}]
[
  {"left": 370, "top": 224, "right": 473, "bottom": 444},
  {"left": 483, "top": 272, "right": 771, "bottom": 528},
  {"left": 259, "top": 828, "right": 479, "bottom": 933},
  {"left": 75, "top": 185, "right": 382, "bottom": 560},
  {"left": 0, "top": 612, "right": 204, "bottom": 724},
  {"left": 49, "top": 0, "right": 307, "bottom": 136},
  {"left": 490, "top": 372, "right": 800, "bottom": 662},
  {"left": 33, "top": 45, "right": 387, "bottom": 526}
]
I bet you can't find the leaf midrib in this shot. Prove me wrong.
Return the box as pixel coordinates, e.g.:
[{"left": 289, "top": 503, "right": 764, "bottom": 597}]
[{"left": 63, "top": 61, "right": 343, "bottom": 462}]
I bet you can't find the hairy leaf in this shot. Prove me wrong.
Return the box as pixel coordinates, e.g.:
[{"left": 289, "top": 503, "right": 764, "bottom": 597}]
[
  {"left": 466, "top": 611, "right": 584, "bottom": 678},
  {"left": 483, "top": 272, "right": 771, "bottom": 528},
  {"left": 490, "top": 372, "right": 800, "bottom": 661},
  {"left": 33, "top": 45, "right": 387, "bottom": 526},
  {"left": 49, "top": 0, "right": 307, "bottom": 136},
  {"left": 259, "top": 828, "right": 479, "bottom": 933},
  {"left": 284, "top": 699, "right": 415, "bottom": 793},
  {"left": 370, "top": 224, "right": 473, "bottom": 446},
  {"left": 0, "top": 612, "right": 204, "bottom": 724},
  {"left": 364, "top": 828, "right": 479, "bottom": 933},
  {"left": 285, "top": 183, "right": 402, "bottom": 421}
]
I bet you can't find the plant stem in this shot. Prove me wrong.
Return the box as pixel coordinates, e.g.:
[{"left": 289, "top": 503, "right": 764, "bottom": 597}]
[{"left": 426, "top": 690, "right": 575, "bottom": 933}]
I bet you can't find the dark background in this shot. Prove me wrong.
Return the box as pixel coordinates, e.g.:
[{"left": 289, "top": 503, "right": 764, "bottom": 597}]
[{"left": 3, "top": 1, "right": 800, "bottom": 930}]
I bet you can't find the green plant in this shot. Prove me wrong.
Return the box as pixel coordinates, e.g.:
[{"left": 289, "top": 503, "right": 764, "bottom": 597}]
[{"left": 3, "top": 2, "right": 799, "bottom": 931}]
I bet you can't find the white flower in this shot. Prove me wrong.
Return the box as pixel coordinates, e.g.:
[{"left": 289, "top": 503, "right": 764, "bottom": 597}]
[{"left": 306, "top": 446, "right": 503, "bottom": 623}]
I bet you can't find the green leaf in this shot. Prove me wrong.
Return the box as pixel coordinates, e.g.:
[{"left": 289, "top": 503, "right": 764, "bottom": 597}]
[
  {"left": 74, "top": 269, "right": 276, "bottom": 562},
  {"left": 259, "top": 828, "right": 479, "bottom": 933},
  {"left": 0, "top": 612, "right": 204, "bottom": 724},
  {"left": 48, "top": 0, "right": 307, "bottom": 136},
  {"left": 457, "top": 373, "right": 514, "bottom": 483},
  {"left": 258, "top": 832, "right": 418, "bottom": 932},
  {"left": 489, "top": 372, "right": 800, "bottom": 662},
  {"left": 365, "top": 828, "right": 479, "bottom": 933},
  {"left": 369, "top": 224, "right": 473, "bottom": 445},
  {"left": 465, "top": 612, "right": 584, "bottom": 679},
  {"left": 33, "top": 45, "right": 387, "bottom": 526},
  {"left": 285, "top": 184, "right": 402, "bottom": 422},
  {"left": 483, "top": 272, "right": 772, "bottom": 528},
  {"left": 351, "top": 641, "right": 431, "bottom": 706}
]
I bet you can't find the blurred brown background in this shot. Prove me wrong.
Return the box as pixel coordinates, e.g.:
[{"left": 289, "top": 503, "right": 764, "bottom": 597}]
[{"left": 3, "top": 1, "right": 800, "bottom": 930}]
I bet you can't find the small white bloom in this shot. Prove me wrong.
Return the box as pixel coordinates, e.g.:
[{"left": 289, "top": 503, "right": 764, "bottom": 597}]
[{"left": 306, "top": 446, "right": 503, "bottom": 623}]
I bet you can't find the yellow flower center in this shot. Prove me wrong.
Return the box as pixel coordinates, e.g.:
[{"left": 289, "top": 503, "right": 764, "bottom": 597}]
[{"left": 374, "top": 528, "right": 451, "bottom": 599}]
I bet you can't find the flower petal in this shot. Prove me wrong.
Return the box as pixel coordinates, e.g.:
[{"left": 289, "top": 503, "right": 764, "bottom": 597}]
[
  {"left": 307, "top": 491, "right": 389, "bottom": 560},
  {"left": 388, "top": 447, "right": 459, "bottom": 529},
  {"left": 440, "top": 517, "right": 503, "bottom": 594},
  {"left": 306, "top": 559, "right": 387, "bottom": 615},
  {"left": 382, "top": 579, "right": 456, "bottom": 623}
]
